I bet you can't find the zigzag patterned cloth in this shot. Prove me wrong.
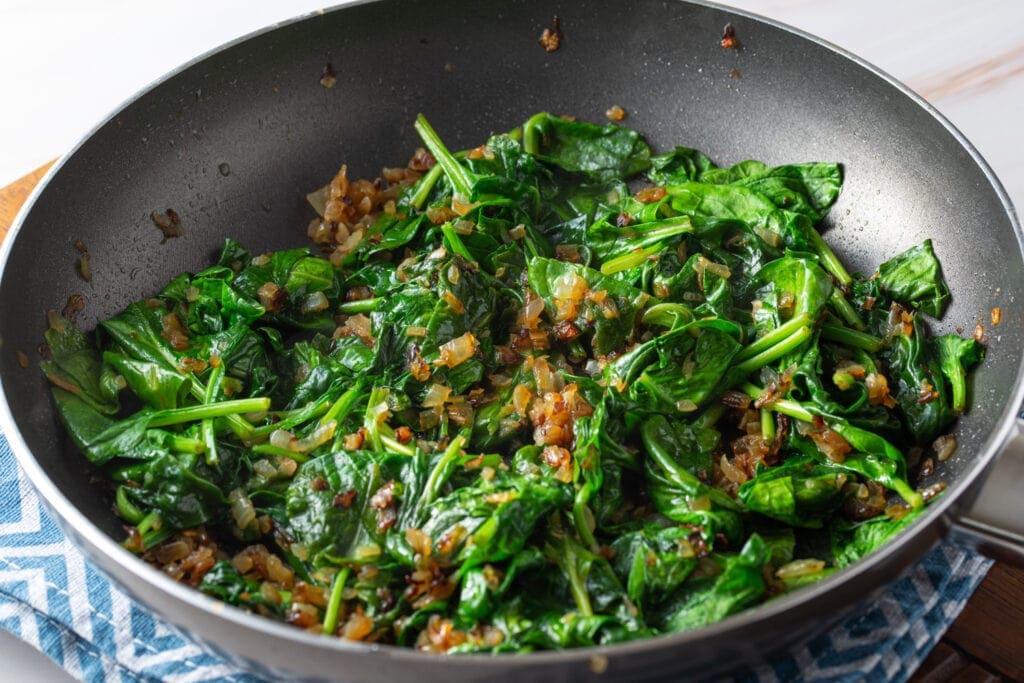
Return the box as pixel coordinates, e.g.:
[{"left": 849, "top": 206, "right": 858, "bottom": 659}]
[{"left": 0, "top": 433, "right": 992, "bottom": 682}]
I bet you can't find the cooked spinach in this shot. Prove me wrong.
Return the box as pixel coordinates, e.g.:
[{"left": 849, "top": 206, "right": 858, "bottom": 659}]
[{"left": 44, "top": 112, "right": 981, "bottom": 652}]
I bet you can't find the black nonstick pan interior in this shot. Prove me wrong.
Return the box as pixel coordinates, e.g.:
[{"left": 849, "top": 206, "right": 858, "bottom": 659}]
[{"left": 1, "top": 1, "right": 1021, "bottom": 680}]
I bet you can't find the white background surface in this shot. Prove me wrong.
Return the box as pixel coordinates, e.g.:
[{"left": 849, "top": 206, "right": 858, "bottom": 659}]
[{"left": 1, "top": 1, "right": 1022, "bottom": 680}]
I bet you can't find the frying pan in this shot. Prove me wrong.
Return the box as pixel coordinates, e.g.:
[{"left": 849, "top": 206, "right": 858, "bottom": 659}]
[{"left": 1, "top": 0, "right": 1022, "bottom": 680}]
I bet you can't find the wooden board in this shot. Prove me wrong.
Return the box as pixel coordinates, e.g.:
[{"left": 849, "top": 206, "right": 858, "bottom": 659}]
[
  {"left": 0, "top": 161, "right": 53, "bottom": 242},
  {"left": 1, "top": 164, "right": 1022, "bottom": 681}
]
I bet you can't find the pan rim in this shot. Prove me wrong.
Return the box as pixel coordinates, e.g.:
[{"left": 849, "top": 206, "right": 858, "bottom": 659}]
[{"left": 0, "top": 0, "right": 1021, "bottom": 672}]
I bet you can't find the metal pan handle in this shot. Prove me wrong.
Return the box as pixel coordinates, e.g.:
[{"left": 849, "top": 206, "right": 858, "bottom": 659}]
[{"left": 950, "top": 418, "right": 1024, "bottom": 565}]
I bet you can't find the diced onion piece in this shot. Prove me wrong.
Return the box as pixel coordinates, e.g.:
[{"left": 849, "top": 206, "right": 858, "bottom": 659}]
[
  {"left": 435, "top": 332, "right": 478, "bottom": 368},
  {"left": 554, "top": 244, "right": 581, "bottom": 262},
  {"left": 447, "top": 400, "right": 474, "bottom": 426},
  {"left": 253, "top": 459, "right": 277, "bottom": 478},
  {"left": 270, "top": 422, "right": 337, "bottom": 454},
  {"left": 442, "top": 290, "right": 465, "bottom": 314},
  {"left": 676, "top": 538, "right": 696, "bottom": 559},
  {"left": 406, "top": 528, "right": 433, "bottom": 557},
  {"left": 426, "top": 206, "right": 456, "bottom": 225},
  {"left": 306, "top": 184, "right": 330, "bottom": 217},
  {"left": 933, "top": 433, "right": 957, "bottom": 462},
  {"left": 265, "top": 554, "right": 294, "bottom": 586},
  {"left": 752, "top": 225, "right": 782, "bottom": 248},
  {"left": 689, "top": 496, "right": 711, "bottom": 511},
  {"left": 406, "top": 326, "right": 427, "bottom": 337},
  {"left": 301, "top": 291, "right": 329, "bottom": 314},
  {"left": 693, "top": 255, "right": 731, "bottom": 280},
  {"left": 489, "top": 373, "right": 512, "bottom": 387},
  {"left": 775, "top": 558, "right": 826, "bottom": 580},
  {"left": 155, "top": 540, "right": 191, "bottom": 564},
  {"left": 422, "top": 383, "right": 452, "bottom": 408},
  {"left": 260, "top": 582, "right": 281, "bottom": 605},
  {"left": 521, "top": 296, "right": 545, "bottom": 325},
  {"left": 512, "top": 384, "right": 533, "bottom": 416},
  {"left": 552, "top": 273, "right": 588, "bottom": 300},
  {"left": 634, "top": 186, "right": 666, "bottom": 203},
  {"left": 532, "top": 357, "right": 562, "bottom": 394},
  {"left": 293, "top": 420, "right": 337, "bottom": 453},
  {"left": 256, "top": 280, "right": 284, "bottom": 313},
  {"left": 865, "top": 373, "right": 895, "bottom": 407},
  {"left": 270, "top": 428, "right": 297, "bottom": 450},
  {"left": 451, "top": 197, "right": 477, "bottom": 216},
  {"left": 342, "top": 611, "right": 375, "bottom": 641},
  {"left": 720, "top": 455, "right": 748, "bottom": 484},
  {"left": 452, "top": 219, "right": 475, "bottom": 235},
  {"left": 229, "top": 488, "right": 257, "bottom": 530},
  {"left": 345, "top": 313, "right": 372, "bottom": 340}
]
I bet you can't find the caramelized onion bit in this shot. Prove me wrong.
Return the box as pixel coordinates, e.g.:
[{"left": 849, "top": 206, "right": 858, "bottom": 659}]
[
  {"left": 435, "top": 332, "right": 478, "bottom": 368},
  {"left": 933, "top": 433, "right": 957, "bottom": 462}
]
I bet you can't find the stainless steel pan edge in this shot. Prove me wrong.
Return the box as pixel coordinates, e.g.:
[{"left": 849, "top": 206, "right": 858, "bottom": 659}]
[{"left": 0, "top": 0, "right": 1022, "bottom": 680}]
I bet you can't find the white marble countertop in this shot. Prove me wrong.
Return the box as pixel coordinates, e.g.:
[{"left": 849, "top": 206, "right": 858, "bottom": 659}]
[{"left": 0, "top": 1, "right": 1021, "bottom": 679}]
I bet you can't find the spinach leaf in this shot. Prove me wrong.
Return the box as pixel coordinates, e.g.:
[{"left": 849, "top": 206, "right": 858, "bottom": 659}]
[
  {"left": 932, "top": 334, "right": 984, "bottom": 414},
  {"left": 878, "top": 240, "right": 950, "bottom": 318},
  {"left": 413, "top": 471, "right": 570, "bottom": 570},
  {"left": 630, "top": 323, "right": 741, "bottom": 413},
  {"left": 112, "top": 450, "right": 226, "bottom": 529},
  {"left": 737, "top": 456, "right": 846, "bottom": 528},
  {"left": 103, "top": 352, "right": 188, "bottom": 410},
  {"left": 610, "top": 524, "right": 699, "bottom": 609},
  {"left": 651, "top": 534, "right": 767, "bottom": 633},
  {"left": 199, "top": 561, "right": 286, "bottom": 617},
  {"left": 831, "top": 507, "right": 926, "bottom": 568},
  {"left": 285, "top": 450, "right": 432, "bottom": 566},
  {"left": 523, "top": 112, "right": 651, "bottom": 181},
  {"left": 750, "top": 255, "right": 833, "bottom": 325},
  {"left": 40, "top": 314, "right": 119, "bottom": 414},
  {"left": 882, "top": 310, "right": 953, "bottom": 444},
  {"left": 711, "top": 162, "right": 842, "bottom": 221},
  {"left": 648, "top": 147, "right": 716, "bottom": 185},
  {"left": 527, "top": 256, "right": 648, "bottom": 356}
]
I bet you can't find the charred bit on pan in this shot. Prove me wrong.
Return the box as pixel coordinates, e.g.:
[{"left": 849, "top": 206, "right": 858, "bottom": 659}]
[
  {"left": 62, "top": 294, "right": 86, "bottom": 323},
  {"left": 74, "top": 239, "right": 92, "bottom": 283},
  {"left": 605, "top": 105, "right": 626, "bottom": 122},
  {"left": 721, "top": 22, "right": 739, "bottom": 49},
  {"left": 151, "top": 209, "right": 184, "bottom": 243},
  {"left": 320, "top": 63, "right": 337, "bottom": 89},
  {"left": 729, "top": 67, "right": 743, "bottom": 79},
  {"left": 539, "top": 16, "right": 563, "bottom": 53}
]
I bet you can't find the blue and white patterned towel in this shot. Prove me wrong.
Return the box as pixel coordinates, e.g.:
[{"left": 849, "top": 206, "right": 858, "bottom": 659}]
[{"left": 0, "top": 433, "right": 992, "bottom": 682}]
